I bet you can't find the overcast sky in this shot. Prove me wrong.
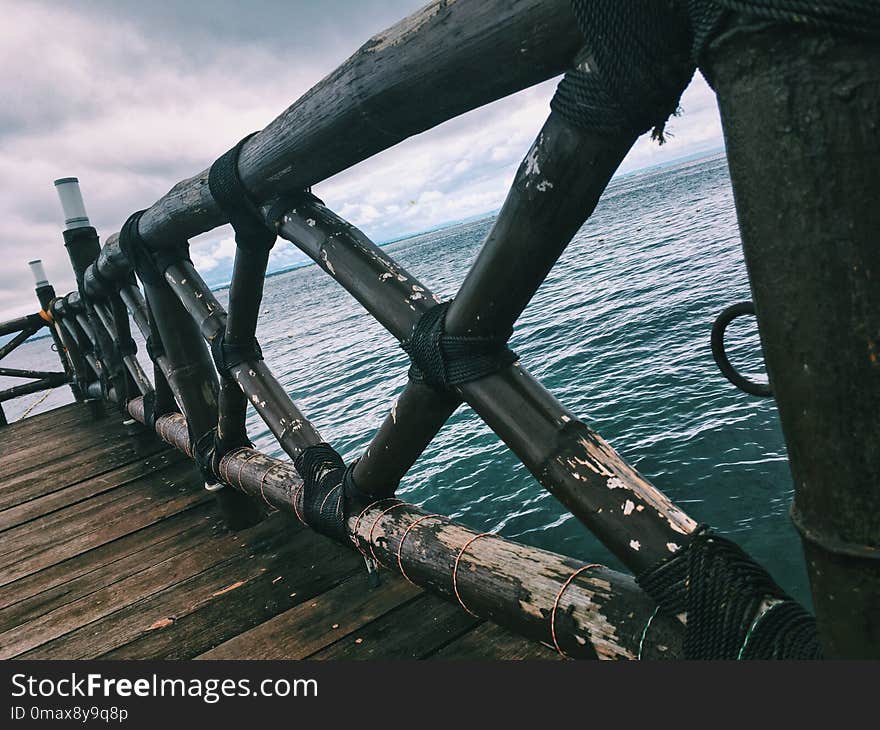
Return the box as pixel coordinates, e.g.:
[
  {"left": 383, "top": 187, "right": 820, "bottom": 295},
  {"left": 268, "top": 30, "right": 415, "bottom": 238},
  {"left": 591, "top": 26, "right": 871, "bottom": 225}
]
[{"left": 0, "top": 0, "right": 724, "bottom": 320}]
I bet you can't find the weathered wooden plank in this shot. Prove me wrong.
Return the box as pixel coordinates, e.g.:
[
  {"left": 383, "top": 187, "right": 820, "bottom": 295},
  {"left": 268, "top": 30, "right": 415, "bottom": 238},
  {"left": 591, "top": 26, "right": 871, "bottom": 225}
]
[
  {"left": 0, "top": 510, "right": 222, "bottom": 632},
  {"left": 0, "top": 475, "right": 209, "bottom": 587},
  {"left": 0, "top": 430, "right": 166, "bottom": 508},
  {"left": 309, "top": 593, "right": 479, "bottom": 659},
  {"left": 198, "top": 572, "right": 422, "bottom": 660},
  {"left": 0, "top": 449, "right": 185, "bottom": 530},
  {"left": 16, "top": 515, "right": 307, "bottom": 659},
  {"left": 0, "top": 502, "right": 216, "bottom": 613},
  {"left": 101, "top": 531, "right": 362, "bottom": 659},
  {"left": 0, "top": 402, "right": 93, "bottom": 440},
  {"left": 431, "top": 621, "right": 560, "bottom": 660},
  {"left": 0, "top": 458, "right": 198, "bottom": 562},
  {"left": 0, "top": 404, "right": 127, "bottom": 472},
  {"left": 3, "top": 513, "right": 297, "bottom": 658},
  {"left": 0, "top": 419, "right": 125, "bottom": 478}
]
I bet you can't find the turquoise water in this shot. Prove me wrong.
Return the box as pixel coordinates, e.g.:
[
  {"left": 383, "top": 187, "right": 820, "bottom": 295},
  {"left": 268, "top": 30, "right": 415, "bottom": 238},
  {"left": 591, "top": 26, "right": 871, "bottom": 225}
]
[{"left": 3, "top": 153, "right": 811, "bottom": 605}]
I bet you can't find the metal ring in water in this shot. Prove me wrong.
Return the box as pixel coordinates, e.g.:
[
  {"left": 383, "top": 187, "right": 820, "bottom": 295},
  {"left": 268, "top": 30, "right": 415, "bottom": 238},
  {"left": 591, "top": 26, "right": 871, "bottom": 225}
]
[{"left": 711, "top": 301, "right": 773, "bottom": 398}]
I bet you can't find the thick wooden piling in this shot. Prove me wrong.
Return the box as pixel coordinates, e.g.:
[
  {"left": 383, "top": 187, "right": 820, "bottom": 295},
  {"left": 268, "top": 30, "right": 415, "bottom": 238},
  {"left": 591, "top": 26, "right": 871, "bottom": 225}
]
[{"left": 705, "top": 23, "right": 880, "bottom": 658}]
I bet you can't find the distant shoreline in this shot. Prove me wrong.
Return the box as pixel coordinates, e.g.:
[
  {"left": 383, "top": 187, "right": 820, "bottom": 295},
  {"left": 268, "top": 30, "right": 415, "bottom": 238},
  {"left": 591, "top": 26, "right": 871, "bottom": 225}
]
[{"left": 210, "top": 147, "right": 728, "bottom": 294}]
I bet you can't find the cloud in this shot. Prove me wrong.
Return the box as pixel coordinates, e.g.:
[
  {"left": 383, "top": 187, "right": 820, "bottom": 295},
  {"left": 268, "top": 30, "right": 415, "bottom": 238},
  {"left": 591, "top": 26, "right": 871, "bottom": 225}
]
[{"left": 0, "top": 0, "right": 724, "bottom": 320}]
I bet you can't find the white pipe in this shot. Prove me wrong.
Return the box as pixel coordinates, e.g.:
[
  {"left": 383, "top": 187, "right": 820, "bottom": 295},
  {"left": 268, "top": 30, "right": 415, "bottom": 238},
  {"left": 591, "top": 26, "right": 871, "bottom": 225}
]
[
  {"left": 53, "top": 177, "right": 91, "bottom": 229},
  {"left": 28, "top": 259, "right": 49, "bottom": 288}
]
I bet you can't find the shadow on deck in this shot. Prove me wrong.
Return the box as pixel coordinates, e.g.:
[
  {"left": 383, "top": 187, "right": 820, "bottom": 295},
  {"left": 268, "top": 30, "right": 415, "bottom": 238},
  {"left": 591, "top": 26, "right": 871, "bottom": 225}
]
[{"left": 0, "top": 402, "right": 556, "bottom": 660}]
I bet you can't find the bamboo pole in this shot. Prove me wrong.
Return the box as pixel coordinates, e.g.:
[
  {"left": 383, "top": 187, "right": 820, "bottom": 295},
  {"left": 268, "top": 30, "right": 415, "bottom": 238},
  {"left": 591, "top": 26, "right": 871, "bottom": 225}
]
[
  {"left": 0, "top": 328, "right": 40, "bottom": 361},
  {"left": 215, "top": 243, "right": 270, "bottom": 455},
  {"left": 0, "top": 367, "right": 66, "bottom": 379},
  {"left": 705, "top": 24, "right": 880, "bottom": 658},
  {"left": 78, "top": 0, "right": 579, "bottom": 272},
  {"left": 143, "top": 276, "right": 265, "bottom": 529},
  {"left": 54, "top": 307, "right": 103, "bottom": 389},
  {"left": 354, "top": 111, "right": 637, "bottom": 500},
  {"left": 92, "top": 300, "right": 152, "bottom": 397},
  {"left": 127, "top": 395, "right": 683, "bottom": 660},
  {"left": 0, "top": 374, "right": 68, "bottom": 402},
  {"left": 274, "top": 197, "right": 696, "bottom": 573},
  {"left": 0, "top": 313, "right": 46, "bottom": 338},
  {"left": 162, "top": 261, "right": 322, "bottom": 460}
]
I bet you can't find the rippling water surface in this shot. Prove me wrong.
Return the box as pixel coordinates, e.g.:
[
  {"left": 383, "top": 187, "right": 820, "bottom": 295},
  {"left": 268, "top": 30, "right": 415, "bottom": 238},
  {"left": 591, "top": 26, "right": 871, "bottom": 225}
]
[{"left": 3, "top": 153, "right": 810, "bottom": 605}]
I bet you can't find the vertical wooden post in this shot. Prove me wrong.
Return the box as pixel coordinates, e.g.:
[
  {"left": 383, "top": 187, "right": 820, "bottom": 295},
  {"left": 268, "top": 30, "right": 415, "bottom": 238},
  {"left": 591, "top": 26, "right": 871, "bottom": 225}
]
[
  {"left": 54, "top": 178, "right": 122, "bottom": 404},
  {"left": 705, "top": 25, "right": 880, "bottom": 657},
  {"left": 29, "top": 260, "right": 81, "bottom": 401},
  {"left": 141, "top": 279, "right": 262, "bottom": 530}
]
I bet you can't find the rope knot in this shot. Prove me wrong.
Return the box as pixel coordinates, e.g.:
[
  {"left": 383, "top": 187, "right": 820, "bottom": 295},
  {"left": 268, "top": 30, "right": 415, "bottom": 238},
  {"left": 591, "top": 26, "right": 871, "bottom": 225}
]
[
  {"left": 401, "top": 301, "right": 517, "bottom": 392},
  {"left": 637, "top": 527, "right": 821, "bottom": 659}
]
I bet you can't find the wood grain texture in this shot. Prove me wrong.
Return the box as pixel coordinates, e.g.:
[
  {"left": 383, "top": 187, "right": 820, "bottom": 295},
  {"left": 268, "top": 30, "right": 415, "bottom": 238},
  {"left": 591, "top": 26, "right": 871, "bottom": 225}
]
[
  {"left": 130, "top": 400, "right": 684, "bottom": 659},
  {"left": 0, "top": 403, "right": 557, "bottom": 659}
]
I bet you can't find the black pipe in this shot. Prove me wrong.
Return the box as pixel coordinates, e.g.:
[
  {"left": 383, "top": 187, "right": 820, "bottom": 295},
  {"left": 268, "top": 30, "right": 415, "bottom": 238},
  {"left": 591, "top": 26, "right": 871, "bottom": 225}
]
[
  {"left": 0, "top": 313, "right": 46, "bottom": 338},
  {"left": 0, "top": 327, "right": 39, "bottom": 361},
  {"left": 0, "top": 373, "right": 68, "bottom": 402}
]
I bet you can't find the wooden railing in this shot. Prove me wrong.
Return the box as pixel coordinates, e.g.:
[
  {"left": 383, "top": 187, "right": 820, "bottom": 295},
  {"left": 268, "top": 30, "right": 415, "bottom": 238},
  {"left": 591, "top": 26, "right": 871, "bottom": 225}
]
[{"left": 31, "top": 0, "right": 880, "bottom": 658}]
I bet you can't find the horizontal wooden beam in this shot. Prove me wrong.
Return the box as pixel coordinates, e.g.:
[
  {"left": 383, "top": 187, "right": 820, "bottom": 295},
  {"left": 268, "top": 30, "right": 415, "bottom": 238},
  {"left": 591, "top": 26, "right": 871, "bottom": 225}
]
[
  {"left": 0, "top": 313, "right": 47, "bottom": 338},
  {"left": 127, "top": 396, "right": 682, "bottom": 660},
  {"left": 0, "top": 374, "right": 68, "bottom": 403},
  {"left": 0, "top": 367, "right": 66, "bottom": 380},
  {"left": 88, "top": 0, "right": 581, "bottom": 287}
]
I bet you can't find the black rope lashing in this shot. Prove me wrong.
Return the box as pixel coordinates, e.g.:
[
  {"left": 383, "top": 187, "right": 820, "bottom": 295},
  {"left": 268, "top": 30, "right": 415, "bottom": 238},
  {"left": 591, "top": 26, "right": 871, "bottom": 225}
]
[
  {"left": 142, "top": 385, "right": 177, "bottom": 432},
  {"left": 209, "top": 133, "right": 276, "bottom": 253},
  {"left": 738, "top": 599, "right": 823, "bottom": 660},
  {"left": 401, "top": 301, "right": 517, "bottom": 392},
  {"left": 209, "top": 325, "right": 263, "bottom": 378},
  {"left": 118, "top": 210, "right": 191, "bottom": 287},
  {"left": 636, "top": 528, "right": 821, "bottom": 659},
  {"left": 688, "top": 0, "right": 880, "bottom": 70},
  {"left": 292, "top": 444, "right": 380, "bottom": 542},
  {"left": 114, "top": 336, "right": 138, "bottom": 359},
  {"left": 295, "top": 444, "right": 345, "bottom": 540},
  {"left": 191, "top": 429, "right": 220, "bottom": 486},
  {"left": 552, "top": 1, "right": 879, "bottom": 141},
  {"left": 551, "top": 0, "right": 695, "bottom": 142}
]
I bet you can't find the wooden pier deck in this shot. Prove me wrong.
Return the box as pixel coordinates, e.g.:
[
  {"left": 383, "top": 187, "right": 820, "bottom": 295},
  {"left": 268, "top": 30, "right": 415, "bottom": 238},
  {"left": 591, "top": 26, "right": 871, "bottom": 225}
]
[{"left": 0, "top": 402, "right": 556, "bottom": 660}]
